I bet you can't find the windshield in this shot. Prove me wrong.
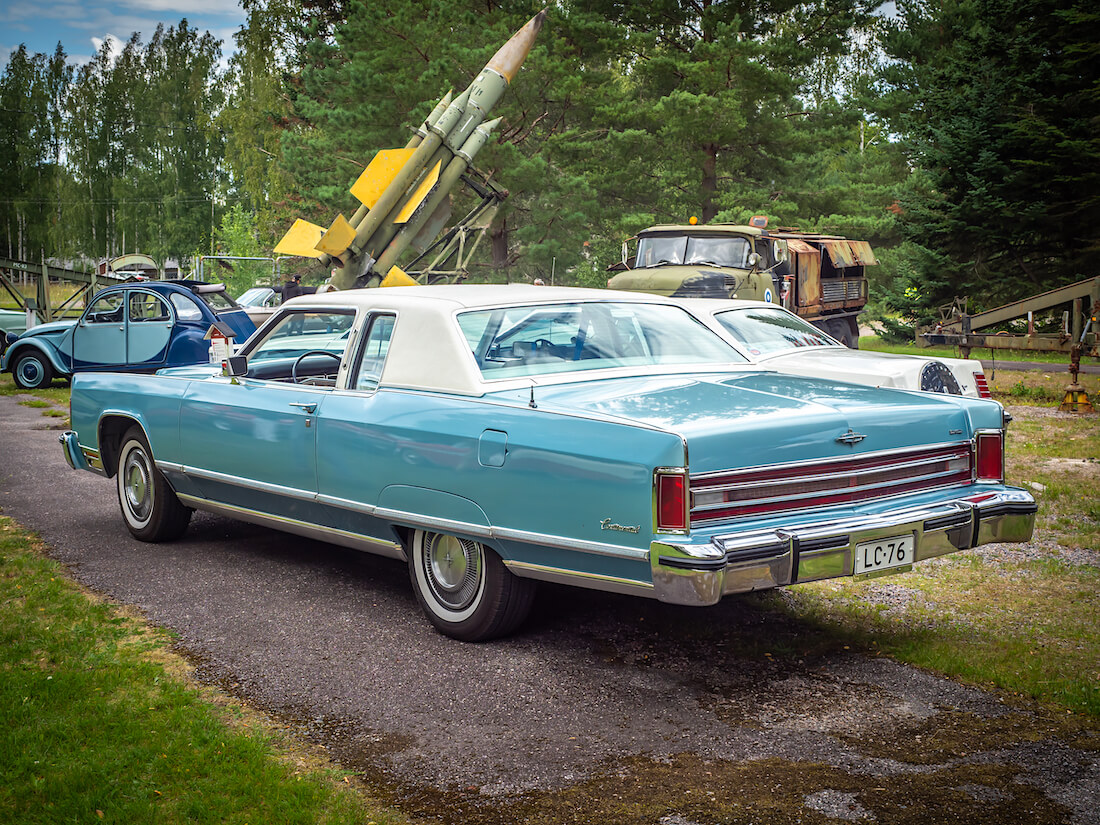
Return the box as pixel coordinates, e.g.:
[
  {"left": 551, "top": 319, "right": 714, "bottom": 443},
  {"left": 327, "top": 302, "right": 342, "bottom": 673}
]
[
  {"left": 198, "top": 290, "right": 239, "bottom": 311},
  {"left": 246, "top": 310, "right": 355, "bottom": 363},
  {"left": 458, "top": 301, "right": 746, "bottom": 379},
  {"left": 713, "top": 307, "right": 837, "bottom": 356},
  {"left": 636, "top": 234, "right": 752, "bottom": 268},
  {"left": 236, "top": 287, "right": 275, "bottom": 307}
]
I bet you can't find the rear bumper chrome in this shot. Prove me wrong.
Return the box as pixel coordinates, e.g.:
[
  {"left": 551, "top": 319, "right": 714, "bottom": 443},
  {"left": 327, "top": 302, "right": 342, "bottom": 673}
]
[{"left": 650, "top": 489, "right": 1037, "bottom": 607}]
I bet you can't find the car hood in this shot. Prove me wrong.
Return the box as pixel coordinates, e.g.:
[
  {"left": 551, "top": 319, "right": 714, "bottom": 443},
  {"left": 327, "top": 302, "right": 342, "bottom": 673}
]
[
  {"left": 490, "top": 371, "right": 999, "bottom": 474},
  {"left": 14, "top": 319, "right": 76, "bottom": 339}
]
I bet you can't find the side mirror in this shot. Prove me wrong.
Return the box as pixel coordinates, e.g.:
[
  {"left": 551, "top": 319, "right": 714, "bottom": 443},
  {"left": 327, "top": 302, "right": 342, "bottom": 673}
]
[
  {"left": 621, "top": 241, "right": 629, "bottom": 267},
  {"left": 226, "top": 354, "right": 248, "bottom": 377}
]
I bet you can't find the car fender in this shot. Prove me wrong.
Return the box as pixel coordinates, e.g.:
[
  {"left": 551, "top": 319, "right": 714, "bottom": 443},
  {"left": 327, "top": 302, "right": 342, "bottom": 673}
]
[
  {"left": 164, "top": 325, "right": 214, "bottom": 366},
  {"left": 1, "top": 338, "right": 71, "bottom": 377},
  {"left": 94, "top": 410, "right": 151, "bottom": 477}
]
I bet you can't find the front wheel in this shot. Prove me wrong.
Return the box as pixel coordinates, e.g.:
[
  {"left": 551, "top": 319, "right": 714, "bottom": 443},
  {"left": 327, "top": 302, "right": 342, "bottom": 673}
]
[
  {"left": 12, "top": 351, "right": 54, "bottom": 389},
  {"left": 116, "top": 426, "right": 192, "bottom": 542},
  {"left": 408, "top": 530, "right": 535, "bottom": 641}
]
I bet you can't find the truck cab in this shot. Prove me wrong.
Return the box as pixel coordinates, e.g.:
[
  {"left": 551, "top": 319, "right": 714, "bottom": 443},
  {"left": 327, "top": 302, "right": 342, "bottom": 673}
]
[{"left": 607, "top": 219, "right": 876, "bottom": 347}]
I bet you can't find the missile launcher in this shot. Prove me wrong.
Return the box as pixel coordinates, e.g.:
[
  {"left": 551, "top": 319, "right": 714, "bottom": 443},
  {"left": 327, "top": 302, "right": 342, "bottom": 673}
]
[{"left": 275, "top": 10, "right": 546, "bottom": 289}]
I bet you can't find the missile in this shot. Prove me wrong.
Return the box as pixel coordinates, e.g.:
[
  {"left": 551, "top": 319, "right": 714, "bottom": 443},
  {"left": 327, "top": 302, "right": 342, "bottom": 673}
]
[{"left": 274, "top": 9, "right": 546, "bottom": 289}]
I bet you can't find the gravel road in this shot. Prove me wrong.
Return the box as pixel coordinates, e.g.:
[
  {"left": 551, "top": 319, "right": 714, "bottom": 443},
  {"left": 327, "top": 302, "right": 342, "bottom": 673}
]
[{"left": 2, "top": 392, "right": 1097, "bottom": 824}]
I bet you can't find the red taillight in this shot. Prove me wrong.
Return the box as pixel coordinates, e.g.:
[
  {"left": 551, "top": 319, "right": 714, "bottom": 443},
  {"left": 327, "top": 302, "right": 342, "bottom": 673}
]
[
  {"left": 656, "top": 472, "right": 688, "bottom": 531},
  {"left": 975, "top": 431, "right": 1003, "bottom": 481},
  {"left": 974, "top": 372, "right": 991, "bottom": 398}
]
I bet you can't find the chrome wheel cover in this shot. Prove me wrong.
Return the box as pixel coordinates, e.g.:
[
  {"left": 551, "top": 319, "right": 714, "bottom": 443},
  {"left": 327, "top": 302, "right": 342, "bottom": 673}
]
[
  {"left": 423, "top": 533, "right": 483, "bottom": 611},
  {"left": 122, "top": 446, "right": 153, "bottom": 525}
]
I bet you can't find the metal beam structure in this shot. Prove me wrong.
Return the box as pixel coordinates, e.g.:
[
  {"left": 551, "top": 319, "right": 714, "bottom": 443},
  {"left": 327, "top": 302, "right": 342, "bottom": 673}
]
[
  {"left": 921, "top": 276, "right": 1100, "bottom": 359},
  {"left": 0, "top": 256, "right": 128, "bottom": 323}
]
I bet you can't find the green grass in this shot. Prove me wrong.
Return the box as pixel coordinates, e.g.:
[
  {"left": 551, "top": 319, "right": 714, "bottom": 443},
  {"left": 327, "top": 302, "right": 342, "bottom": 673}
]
[
  {"left": 0, "top": 518, "right": 407, "bottom": 825},
  {"left": 779, "top": 403, "right": 1100, "bottom": 716},
  {"left": 0, "top": 373, "right": 71, "bottom": 405}
]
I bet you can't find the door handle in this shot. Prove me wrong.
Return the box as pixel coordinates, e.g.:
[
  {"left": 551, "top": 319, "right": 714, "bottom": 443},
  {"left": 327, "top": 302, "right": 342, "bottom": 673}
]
[{"left": 289, "top": 401, "right": 317, "bottom": 414}]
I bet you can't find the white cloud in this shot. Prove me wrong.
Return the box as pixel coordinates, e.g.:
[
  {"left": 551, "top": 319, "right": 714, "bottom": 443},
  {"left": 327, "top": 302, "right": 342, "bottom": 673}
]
[{"left": 89, "top": 33, "right": 126, "bottom": 62}]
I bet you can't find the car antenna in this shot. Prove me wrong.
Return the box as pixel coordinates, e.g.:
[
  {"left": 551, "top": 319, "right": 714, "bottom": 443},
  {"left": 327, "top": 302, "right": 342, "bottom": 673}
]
[{"left": 529, "top": 381, "right": 537, "bottom": 409}]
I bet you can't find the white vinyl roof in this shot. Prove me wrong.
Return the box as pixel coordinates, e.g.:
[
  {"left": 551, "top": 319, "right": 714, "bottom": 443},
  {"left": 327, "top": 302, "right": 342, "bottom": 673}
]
[{"left": 281, "top": 284, "right": 731, "bottom": 396}]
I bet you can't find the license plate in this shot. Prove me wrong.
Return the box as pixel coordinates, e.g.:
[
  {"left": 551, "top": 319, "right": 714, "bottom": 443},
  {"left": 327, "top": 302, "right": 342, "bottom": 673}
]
[{"left": 854, "top": 535, "right": 914, "bottom": 578}]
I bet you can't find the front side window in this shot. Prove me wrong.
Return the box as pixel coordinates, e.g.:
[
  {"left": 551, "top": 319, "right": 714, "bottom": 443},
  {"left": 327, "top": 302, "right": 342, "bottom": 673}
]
[
  {"left": 245, "top": 310, "right": 355, "bottom": 365},
  {"left": 84, "top": 293, "right": 125, "bottom": 324},
  {"left": 459, "top": 301, "right": 745, "bottom": 379},
  {"left": 714, "top": 307, "right": 836, "bottom": 356},
  {"left": 128, "top": 291, "right": 171, "bottom": 322}
]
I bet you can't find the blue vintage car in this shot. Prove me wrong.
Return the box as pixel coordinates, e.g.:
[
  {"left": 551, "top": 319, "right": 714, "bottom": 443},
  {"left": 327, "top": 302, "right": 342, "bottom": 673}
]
[
  {"left": 59, "top": 285, "right": 1036, "bottom": 640},
  {"left": 1, "top": 280, "right": 256, "bottom": 389}
]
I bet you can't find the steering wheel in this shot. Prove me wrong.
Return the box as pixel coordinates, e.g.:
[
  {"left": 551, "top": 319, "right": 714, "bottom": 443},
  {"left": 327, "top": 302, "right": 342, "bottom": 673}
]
[
  {"left": 291, "top": 350, "right": 342, "bottom": 383},
  {"left": 533, "top": 338, "right": 555, "bottom": 351}
]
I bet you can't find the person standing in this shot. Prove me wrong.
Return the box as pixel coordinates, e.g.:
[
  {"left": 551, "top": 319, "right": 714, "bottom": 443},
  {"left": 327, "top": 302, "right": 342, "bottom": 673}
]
[{"left": 281, "top": 274, "right": 303, "bottom": 303}]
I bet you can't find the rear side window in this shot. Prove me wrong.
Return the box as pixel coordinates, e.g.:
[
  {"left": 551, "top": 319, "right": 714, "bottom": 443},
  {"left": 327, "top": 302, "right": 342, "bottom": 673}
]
[
  {"left": 352, "top": 314, "right": 396, "bottom": 391},
  {"left": 170, "top": 293, "right": 203, "bottom": 321},
  {"left": 128, "top": 292, "right": 170, "bottom": 322}
]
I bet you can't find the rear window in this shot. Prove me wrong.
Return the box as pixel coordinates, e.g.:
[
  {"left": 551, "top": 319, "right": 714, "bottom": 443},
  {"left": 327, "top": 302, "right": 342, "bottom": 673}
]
[
  {"left": 458, "top": 301, "right": 746, "bottom": 379},
  {"left": 714, "top": 307, "right": 836, "bottom": 356}
]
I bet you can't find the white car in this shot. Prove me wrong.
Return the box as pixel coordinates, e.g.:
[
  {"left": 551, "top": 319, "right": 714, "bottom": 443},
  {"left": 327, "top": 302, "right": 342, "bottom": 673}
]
[{"left": 676, "top": 298, "right": 991, "bottom": 398}]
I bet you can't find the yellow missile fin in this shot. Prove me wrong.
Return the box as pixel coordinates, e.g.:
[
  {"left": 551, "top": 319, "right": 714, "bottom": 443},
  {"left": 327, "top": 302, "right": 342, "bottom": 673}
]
[
  {"left": 394, "top": 161, "right": 441, "bottom": 224},
  {"left": 315, "top": 214, "right": 357, "bottom": 258},
  {"left": 274, "top": 219, "right": 325, "bottom": 259},
  {"left": 350, "top": 148, "right": 417, "bottom": 208},
  {"left": 381, "top": 266, "right": 419, "bottom": 287}
]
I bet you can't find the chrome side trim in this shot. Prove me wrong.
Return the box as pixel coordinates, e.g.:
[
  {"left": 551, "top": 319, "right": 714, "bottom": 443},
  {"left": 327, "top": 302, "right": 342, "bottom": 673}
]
[
  {"left": 175, "top": 493, "right": 406, "bottom": 561},
  {"left": 504, "top": 560, "right": 654, "bottom": 597},
  {"left": 166, "top": 466, "right": 648, "bottom": 561},
  {"left": 492, "top": 526, "right": 650, "bottom": 561},
  {"left": 373, "top": 506, "right": 488, "bottom": 538},
  {"left": 165, "top": 463, "right": 318, "bottom": 504}
]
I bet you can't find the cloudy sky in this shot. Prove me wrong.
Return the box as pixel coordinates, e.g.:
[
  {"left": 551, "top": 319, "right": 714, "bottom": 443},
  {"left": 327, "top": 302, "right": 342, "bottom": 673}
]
[{"left": 1, "top": 0, "right": 246, "bottom": 68}]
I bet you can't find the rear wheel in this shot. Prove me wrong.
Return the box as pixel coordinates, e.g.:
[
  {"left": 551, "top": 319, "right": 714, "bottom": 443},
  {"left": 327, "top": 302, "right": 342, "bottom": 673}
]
[
  {"left": 408, "top": 530, "right": 535, "bottom": 641},
  {"left": 12, "top": 351, "right": 54, "bottom": 389},
  {"left": 116, "top": 426, "right": 192, "bottom": 542}
]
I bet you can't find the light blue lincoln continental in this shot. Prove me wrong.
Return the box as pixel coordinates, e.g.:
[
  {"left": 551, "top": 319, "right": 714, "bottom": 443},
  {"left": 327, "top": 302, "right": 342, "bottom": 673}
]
[{"left": 61, "top": 285, "right": 1037, "bottom": 640}]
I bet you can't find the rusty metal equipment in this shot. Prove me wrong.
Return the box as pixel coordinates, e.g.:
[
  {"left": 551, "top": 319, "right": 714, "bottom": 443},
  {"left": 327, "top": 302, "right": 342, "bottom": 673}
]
[{"left": 922, "top": 276, "right": 1099, "bottom": 413}]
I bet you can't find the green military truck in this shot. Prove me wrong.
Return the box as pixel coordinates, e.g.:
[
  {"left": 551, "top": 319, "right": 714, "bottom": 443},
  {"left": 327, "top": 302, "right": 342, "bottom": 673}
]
[{"left": 606, "top": 218, "right": 877, "bottom": 347}]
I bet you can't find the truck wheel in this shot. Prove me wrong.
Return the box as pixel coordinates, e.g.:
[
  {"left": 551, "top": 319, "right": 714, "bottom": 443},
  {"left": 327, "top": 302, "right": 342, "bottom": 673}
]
[
  {"left": 12, "top": 351, "right": 54, "bottom": 389},
  {"left": 845, "top": 317, "right": 861, "bottom": 349},
  {"left": 824, "top": 318, "right": 859, "bottom": 349},
  {"left": 408, "top": 530, "right": 535, "bottom": 641},
  {"left": 116, "top": 426, "right": 192, "bottom": 542}
]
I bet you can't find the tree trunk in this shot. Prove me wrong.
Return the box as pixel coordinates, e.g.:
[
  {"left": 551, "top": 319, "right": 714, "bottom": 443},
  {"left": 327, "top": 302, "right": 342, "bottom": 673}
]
[
  {"left": 701, "top": 142, "right": 718, "bottom": 223},
  {"left": 491, "top": 218, "right": 509, "bottom": 281}
]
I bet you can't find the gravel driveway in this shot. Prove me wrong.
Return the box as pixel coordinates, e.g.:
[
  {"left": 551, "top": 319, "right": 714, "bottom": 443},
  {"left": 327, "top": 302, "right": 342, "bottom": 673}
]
[{"left": 2, "top": 392, "right": 1097, "bottom": 824}]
